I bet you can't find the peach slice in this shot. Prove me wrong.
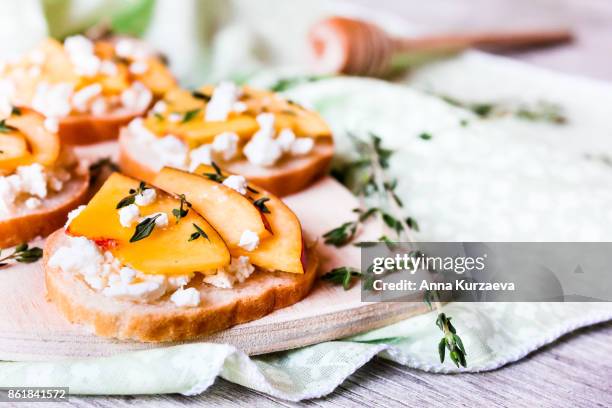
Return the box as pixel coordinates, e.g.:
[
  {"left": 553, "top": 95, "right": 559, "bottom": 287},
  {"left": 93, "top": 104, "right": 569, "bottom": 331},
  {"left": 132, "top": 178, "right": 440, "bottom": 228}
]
[
  {"left": 68, "top": 173, "right": 230, "bottom": 275},
  {"left": 135, "top": 58, "right": 177, "bottom": 96},
  {"left": 0, "top": 132, "right": 31, "bottom": 174},
  {"left": 152, "top": 167, "right": 271, "bottom": 249},
  {"left": 6, "top": 109, "right": 60, "bottom": 167},
  {"left": 195, "top": 164, "right": 305, "bottom": 274}
]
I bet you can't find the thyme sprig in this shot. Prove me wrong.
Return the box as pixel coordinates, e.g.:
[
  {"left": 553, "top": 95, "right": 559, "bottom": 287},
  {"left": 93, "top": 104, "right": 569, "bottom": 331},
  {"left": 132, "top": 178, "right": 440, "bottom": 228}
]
[
  {"left": 436, "top": 313, "right": 467, "bottom": 368},
  {"left": 116, "top": 182, "right": 149, "bottom": 209},
  {"left": 269, "top": 75, "right": 329, "bottom": 92},
  {"left": 252, "top": 197, "right": 271, "bottom": 214},
  {"left": 438, "top": 94, "right": 567, "bottom": 124},
  {"left": 324, "top": 132, "right": 467, "bottom": 368},
  {"left": 0, "top": 243, "right": 43, "bottom": 267},
  {"left": 191, "top": 91, "right": 211, "bottom": 102},
  {"left": 181, "top": 108, "right": 201, "bottom": 123},
  {"left": 172, "top": 194, "right": 191, "bottom": 223}
]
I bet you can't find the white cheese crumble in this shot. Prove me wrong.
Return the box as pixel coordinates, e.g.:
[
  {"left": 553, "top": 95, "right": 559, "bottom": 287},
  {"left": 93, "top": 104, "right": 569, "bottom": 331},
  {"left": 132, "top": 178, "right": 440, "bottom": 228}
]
[
  {"left": 99, "top": 60, "right": 118, "bottom": 76},
  {"left": 115, "top": 38, "right": 151, "bottom": 61},
  {"left": 238, "top": 230, "right": 260, "bottom": 251},
  {"left": 222, "top": 175, "right": 247, "bottom": 195},
  {"left": 119, "top": 204, "right": 140, "bottom": 227},
  {"left": 90, "top": 97, "right": 107, "bottom": 116},
  {"left": 65, "top": 205, "right": 86, "bottom": 228},
  {"left": 129, "top": 60, "right": 148, "bottom": 75},
  {"left": 212, "top": 131, "right": 239, "bottom": 161},
  {"left": 17, "top": 163, "right": 47, "bottom": 198},
  {"left": 72, "top": 83, "right": 102, "bottom": 112},
  {"left": 167, "top": 112, "right": 182, "bottom": 122},
  {"left": 120, "top": 81, "right": 152, "bottom": 113},
  {"left": 127, "top": 118, "right": 156, "bottom": 143},
  {"left": 152, "top": 100, "right": 167, "bottom": 114},
  {"left": 277, "top": 128, "right": 296, "bottom": 152},
  {"left": 64, "top": 35, "right": 101, "bottom": 77},
  {"left": 32, "top": 82, "right": 74, "bottom": 119},
  {"left": 48, "top": 236, "right": 105, "bottom": 290},
  {"left": 188, "top": 144, "right": 212, "bottom": 172},
  {"left": 170, "top": 287, "right": 200, "bottom": 307},
  {"left": 205, "top": 81, "right": 241, "bottom": 121},
  {"left": 151, "top": 134, "right": 188, "bottom": 168},
  {"left": 290, "top": 137, "right": 315, "bottom": 156},
  {"left": 103, "top": 275, "right": 167, "bottom": 302},
  {"left": 134, "top": 188, "right": 156, "bottom": 206},
  {"left": 43, "top": 117, "right": 59, "bottom": 133},
  {"left": 203, "top": 256, "right": 255, "bottom": 288},
  {"left": 24, "top": 197, "right": 41, "bottom": 209},
  {"left": 243, "top": 130, "right": 283, "bottom": 167}
]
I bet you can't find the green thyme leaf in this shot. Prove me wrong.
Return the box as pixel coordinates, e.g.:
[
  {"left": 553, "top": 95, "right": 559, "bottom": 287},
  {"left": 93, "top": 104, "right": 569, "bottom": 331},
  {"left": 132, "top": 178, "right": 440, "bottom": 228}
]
[
  {"left": 188, "top": 223, "right": 209, "bottom": 241},
  {"left": 0, "top": 243, "right": 43, "bottom": 267},
  {"left": 182, "top": 108, "right": 201, "bottom": 123},
  {"left": 253, "top": 197, "right": 271, "bottom": 214},
  {"left": 130, "top": 214, "right": 160, "bottom": 242},
  {"left": 321, "top": 266, "right": 361, "bottom": 290},
  {"left": 172, "top": 194, "right": 191, "bottom": 223},
  {"left": 0, "top": 120, "right": 17, "bottom": 133},
  {"left": 405, "top": 217, "right": 420, "bottom": 232},
  {"left": 117, "top": 182, "right": 148, "bottom": 209},
  {"left": 191, "top": 91, "right": 211, "bottom": 102},
  {"left": 419, "top": 132, "right": 432, "bottom": 140},
  {"left": 323, "top": 221, "right": 358, "bottom": 247}
]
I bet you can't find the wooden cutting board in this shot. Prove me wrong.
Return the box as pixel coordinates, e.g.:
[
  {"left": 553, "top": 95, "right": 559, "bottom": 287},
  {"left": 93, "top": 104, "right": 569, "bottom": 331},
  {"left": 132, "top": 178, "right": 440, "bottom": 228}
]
[{"left": 0, "top": 168, "right": 429, "bottom": 361}]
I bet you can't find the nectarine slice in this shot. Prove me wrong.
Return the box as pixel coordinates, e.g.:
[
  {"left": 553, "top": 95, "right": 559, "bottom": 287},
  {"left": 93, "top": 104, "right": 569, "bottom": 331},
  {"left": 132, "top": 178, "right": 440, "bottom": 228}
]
[
  {"left": 152, "top": 167, "right": 271, "bottom": 249},
  {"left": 6, "top": 110, "right": 60, "bottom": 167},
  {"left": 195, "top": 164, "right": 305, "bottom": 274},
  {"left": 68, "top": 173, "right": 230, "bottom": 275},
  {"left": 0, "top": 132, "right": 31, "bottom": 174}
]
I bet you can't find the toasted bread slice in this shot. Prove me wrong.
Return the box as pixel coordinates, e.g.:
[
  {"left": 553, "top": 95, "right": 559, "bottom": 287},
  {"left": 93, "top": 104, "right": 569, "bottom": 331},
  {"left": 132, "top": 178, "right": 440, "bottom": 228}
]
[
  {"left": 118, "top": 131, "right": 334, "bottom": 196},
  {"left": 58, "top": 110, "right": 145, "bottom": 146},
  {"left": 0, "top": 172, "right": 89, "bottom": 247},
  {"left": 44, "top": 230, "right": 319, "bottom": 342}
]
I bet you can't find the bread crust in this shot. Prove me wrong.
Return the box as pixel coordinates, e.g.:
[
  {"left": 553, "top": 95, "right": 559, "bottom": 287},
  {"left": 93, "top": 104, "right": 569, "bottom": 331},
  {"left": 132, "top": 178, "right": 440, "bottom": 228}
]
[
  {"left": 118, "top": 130, "right": 334, "bottom": 196},
  {"left": 44, "top": 230, "right": 319, "bottom": 342},
  {"left": 0, "top": 172, "right": 89, "bottom": 248},
  {"left": 58, "top": 111, "right": 143, "bottom": 145}
]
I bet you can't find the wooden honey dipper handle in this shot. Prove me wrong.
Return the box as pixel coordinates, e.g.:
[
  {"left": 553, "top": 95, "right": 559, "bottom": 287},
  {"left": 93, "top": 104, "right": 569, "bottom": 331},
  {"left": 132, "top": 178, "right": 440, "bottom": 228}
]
[{"left": 309, "top": 17, "right": 573, "bottom": 77}]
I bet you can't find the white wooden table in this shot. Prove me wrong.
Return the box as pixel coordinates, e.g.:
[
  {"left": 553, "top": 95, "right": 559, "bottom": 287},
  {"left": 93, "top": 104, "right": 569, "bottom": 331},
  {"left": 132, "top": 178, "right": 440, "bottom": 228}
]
[{"left": 59, "top": 0, "right": 612, "bottom": 405}]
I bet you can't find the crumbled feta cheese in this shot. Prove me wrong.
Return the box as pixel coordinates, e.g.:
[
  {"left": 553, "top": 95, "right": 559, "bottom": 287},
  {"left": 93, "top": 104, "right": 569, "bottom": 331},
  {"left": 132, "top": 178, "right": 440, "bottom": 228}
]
[
  {"left": 212, "top": 131, "right": 239, "bottom": 161},
  {"left": 203, "top": 269, "right": 235, "bottom": 289},
  {"left": 222, "top": 175, "right": 247, "bottom": 195},
  {"left": 277, "top": 128, "right": 296, "bottom": 152},
  {"left": 119, "top": 204, "right": 140, "bottom": 227},
  {"left": 48, "top": 176, "right": 63, "bottom": 192},
  {"left": 151, "top": 135, "right": 188, "bottom": 168},
  {"left": 17, "top": 163, "right": 47, "bottom": 198},
  {"left": 102, "top": 278, "right": 166, "bottom": 302},
  {"left": 72, "top": 83, "right": 102, "bottom": 112},
  {"left": 120, "top": 81, "right": 152, "bottom": 113},
  {"left": 43, "top": 117, "right": 59, "bottom": 133},
  {"left": 188, "top": 144, "right": 212, "bottom": 172},
  {"left": 99, "top": 60, "right": 118, "bottom": 76},
  {"left": 115, "top": 38, "right": 151, "bottom": 60},
  {"left": 119, "top": 267, "right": 136, "bottom": 284},
  {"left": 231, "top": 256, "right": 255, "bottom": 283},
  {"left": 134, "top": 188, "right": 156, "bottom": 206},
  {"left": 170, "top": 287, "right": 200, "bottom": 307},
  {"left": 129, "top": 60, "right": 148, "bottom": 75},
  {"left": 168, "top": 274, "right": 193, "bottom": 289},
  {"left": 90, "top": 97, "right": 107, "bottom": 116},
  {"left": 152, "top": 100, "right": 167, "bottom": 114},
  {"left": 64, "top": 35, "right": 101, "bottom": 77},
  {"left": 24, "top": 197, "right": 41, "bottom": 209},
  {"left": 256, "top": 112, "right": 276, "bottom": 133},
  {"left": 0, "top": 96, "right": 11, "bottom": 120},
  {"left": 48, "top": 236, "right": 104, "bottom": 286},
  {"left": 32, "top": 82, "right": 74, "bottom": 119},
  {"left": 127, "top": 118, "right": 156, "bottom": 144},
  {"left": 290, "top": 137, "right": 315, "bottom": 156},
  {"left": 64, "top": 205, "right": 86, "bottom": 228},
  {"left": 239, "top": 230, "right": 260, "bottom": 251},
  {"left": 205, "top": 81, "right": 241, "bottom": 121},
  {"left": 243, "top": 131, "right": 283, "bottom": 167},
  {"left": 167, "top": 112, "right": 182, "bottom": 122},
  {"left": 233, "top": 101, "right": 247, "bottom": 113}
]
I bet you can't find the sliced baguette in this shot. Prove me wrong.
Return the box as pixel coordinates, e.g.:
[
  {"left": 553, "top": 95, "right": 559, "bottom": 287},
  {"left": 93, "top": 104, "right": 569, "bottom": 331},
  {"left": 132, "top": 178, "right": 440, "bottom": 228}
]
[
  {"left": 0, "top": 172, "right": 89, "bottom": 248},
  {"left": 44, "top": 229, "right": 319, "bottom": 342},
  {"left": 58, "top": 110, "right": 145, "bottom": 146},
  {"left": 118, "top": 130, "right": 334, "bottom": 196}
]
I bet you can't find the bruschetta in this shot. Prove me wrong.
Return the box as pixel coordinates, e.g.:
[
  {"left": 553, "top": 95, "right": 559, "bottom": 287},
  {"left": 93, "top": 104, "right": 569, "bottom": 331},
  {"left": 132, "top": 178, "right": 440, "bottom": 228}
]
[
  {"left": 1, "top": 36, "right": 175, "bottom": 145},
  {"left": 44, "top": 167, "right": 318, "bottom": 342},
  {"left": 118, "top": 83, "right": 334, "bottom": 196},
  {"left": 0, "top": 108, "right": 89, "bottom": 247}
]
